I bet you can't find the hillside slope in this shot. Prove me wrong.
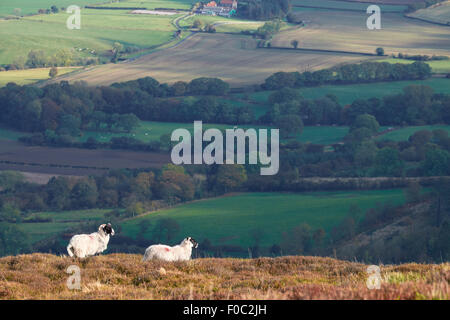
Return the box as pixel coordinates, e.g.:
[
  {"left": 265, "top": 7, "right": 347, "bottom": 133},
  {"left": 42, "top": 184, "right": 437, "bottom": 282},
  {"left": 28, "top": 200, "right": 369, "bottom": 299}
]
[{"left": 0, "top": 254, "right": 448, "bottom": 299}]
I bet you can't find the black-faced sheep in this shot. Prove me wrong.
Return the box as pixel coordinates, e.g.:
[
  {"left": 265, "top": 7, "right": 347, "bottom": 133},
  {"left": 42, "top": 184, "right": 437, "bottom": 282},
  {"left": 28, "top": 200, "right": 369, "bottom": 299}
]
[{"left": 67, "top": 223, "right": 115, "bottom": 258}]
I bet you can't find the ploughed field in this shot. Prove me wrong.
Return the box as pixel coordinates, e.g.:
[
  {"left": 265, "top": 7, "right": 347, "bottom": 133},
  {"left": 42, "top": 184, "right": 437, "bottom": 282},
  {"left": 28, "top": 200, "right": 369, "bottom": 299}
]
[
  {"left": 55, "top": 33, "right": 368, "bottom": 87},
  {"left": 0, "top": 139, "right": 170, "bottom": 176}
]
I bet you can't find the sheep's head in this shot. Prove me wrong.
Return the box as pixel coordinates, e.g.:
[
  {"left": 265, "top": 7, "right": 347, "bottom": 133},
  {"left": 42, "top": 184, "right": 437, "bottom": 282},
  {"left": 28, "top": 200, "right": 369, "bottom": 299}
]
[
  {"left": 184, "top": 237, "right": 198, "bottom": 249},
  {"left": 99, "top": 223, "right": 115, "bottom": 236}
]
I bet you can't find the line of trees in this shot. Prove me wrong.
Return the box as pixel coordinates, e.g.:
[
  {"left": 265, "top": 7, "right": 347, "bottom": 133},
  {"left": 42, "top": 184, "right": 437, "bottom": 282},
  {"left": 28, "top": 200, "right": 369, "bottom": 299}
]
[
  {"left": 1, "top": 49, "right": 98, "bottom": 71},
  {"left": 238, "top": 0, "right": 291, "bottom": 20},
  {"left": 261, "top": 84, "right": 450, "bottom": 128},
  {"left": 0, "top": 163, "right": 249, "bottom": 216},
  {"left": 263, "top": 61, "right": 432, "bottom": 90},
  {"left": 394, "top": 53, "right": 449, "bottom": 62},
  {"left": 248, "top": 84, "right": 450, "bottom": 180},
  {"left": 0, "top": 77, "right": 234, "bottom": 138}
]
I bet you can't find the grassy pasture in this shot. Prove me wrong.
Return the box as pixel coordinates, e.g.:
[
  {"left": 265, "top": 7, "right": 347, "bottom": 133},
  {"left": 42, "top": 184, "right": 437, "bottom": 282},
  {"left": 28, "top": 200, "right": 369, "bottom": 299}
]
[
  {"left": 236, "top": 78, "right": 450, "bottom": 106},
  {"left": 0, "top": 0, "right": 99, "bottom": 17},
  {"left": 80, "top": 121, "right": 449, "bottom": 146},
  {"left": 408, "top": 1, "right": 450, "bottom": 25},
  {"left": 121, "top": 190, "right": 406, "bottom": 247},
  {"left": 81, "top": 121, "right": 350, "bottom": 145},
  {"left": 80, "top": 121, "right": 267, "bottom": 143},
  {"left": 92, "top": 0, "right": 196, "bottom": 10},
  {"left": 292, "top": 126, "right": 349, "bottom": 144},
  {"left": 0, "top": 119, "right": 349, "bottom": 146},
  {"left": 274, "top": 10, "right": 450, "bottom": 57},
  {"left": 0, "top": 67, "right": 79, "bottom": 86},
  {"left": 16, "top": 209, "right": 110, "bottom": 244},
  {"left": 0, "top": 0, "right": 196, "bottom": 16},
  {"left": 377, "top": 125, "right": 450, "bottom": 142},
  {"left": 0, "top": 127, "right": 30, "bottom": 140},
  {"left": 0, "top": 8, "right": 180, "bottom": 65}
]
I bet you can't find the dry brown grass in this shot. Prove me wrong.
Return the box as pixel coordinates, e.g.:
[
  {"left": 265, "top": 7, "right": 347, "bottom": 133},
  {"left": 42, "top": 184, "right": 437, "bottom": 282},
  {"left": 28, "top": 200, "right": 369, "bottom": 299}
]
[{"left": 0, "top": 253, "right": 448, "bottom": 300}]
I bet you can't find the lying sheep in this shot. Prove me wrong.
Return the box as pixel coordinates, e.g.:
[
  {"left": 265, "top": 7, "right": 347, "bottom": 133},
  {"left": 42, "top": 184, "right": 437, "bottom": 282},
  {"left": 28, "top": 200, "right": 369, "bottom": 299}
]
[
  {"left": 67, "top": 223, "right": 115, "bottom": 258},
  {"left": 143, "top": 237, "right": 198, "bottom": 262}
]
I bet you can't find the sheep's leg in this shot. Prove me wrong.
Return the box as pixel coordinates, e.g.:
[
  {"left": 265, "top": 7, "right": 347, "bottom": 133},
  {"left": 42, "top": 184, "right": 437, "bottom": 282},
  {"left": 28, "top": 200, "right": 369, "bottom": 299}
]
[
  {"left": 75, "top": 248, "right": 85, "bottom": 258},
  {"left": 67, "top": 244, "right": 75, "bottom": 257}
]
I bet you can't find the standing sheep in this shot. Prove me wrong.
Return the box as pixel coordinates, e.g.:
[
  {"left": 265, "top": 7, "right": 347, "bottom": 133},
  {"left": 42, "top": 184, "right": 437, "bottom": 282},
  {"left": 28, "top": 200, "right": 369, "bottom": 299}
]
[
  {"left": 67, "top": 223, "right": 115, "bottom": 258},
  {"left": 143, "top": 237, "right": 198, "bottom": 262}
]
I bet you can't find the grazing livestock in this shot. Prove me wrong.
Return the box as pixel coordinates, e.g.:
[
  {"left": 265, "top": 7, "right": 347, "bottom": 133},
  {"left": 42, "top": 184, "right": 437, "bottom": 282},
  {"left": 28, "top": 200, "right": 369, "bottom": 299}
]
[
  {"left": 143, "top": 237, "right": 198, "bottom": 262},
  {"left": 67, "top": 223, "right": 115, "bottom": 258}
]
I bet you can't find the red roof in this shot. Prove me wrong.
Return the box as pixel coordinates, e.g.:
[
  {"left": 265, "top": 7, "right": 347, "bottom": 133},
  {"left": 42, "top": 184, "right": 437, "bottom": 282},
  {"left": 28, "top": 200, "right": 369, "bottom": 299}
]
[{"left": 221, "top": 0, "right": 234, "bottom": 4}]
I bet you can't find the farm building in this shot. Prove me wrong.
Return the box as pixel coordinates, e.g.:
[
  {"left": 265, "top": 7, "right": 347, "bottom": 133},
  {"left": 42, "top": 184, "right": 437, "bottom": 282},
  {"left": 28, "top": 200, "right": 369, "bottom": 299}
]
[
  {"left": 205, "top": 1, "right": 218, "bottom": 7},
  {"left": 200, "top": 0, "right": 237, "bottom": 17},
  {"left": 220, "top": 0, "right": 238, "bottom": 10}
]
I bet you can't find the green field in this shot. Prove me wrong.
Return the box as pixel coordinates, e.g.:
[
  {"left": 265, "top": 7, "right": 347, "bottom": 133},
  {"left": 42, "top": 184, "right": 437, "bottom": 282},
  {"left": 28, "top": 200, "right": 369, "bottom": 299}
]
[
  {"left": 0, "top": 0, "right": 100, "bottom": 17},
  {"left": 121, "top": 190, "right": 406, "bottom": 247},
  {"left": 236, "top": 78, "right": 450, "bottom": 107},
  {"left": 82, "top": 121, "right": 349, "bottom": 145},
  {"left": 13, "top": 190, "right": 407, "bottom": 248},
  {"left": 80, "top": 121, "right": 263, "bottom": 142},
  {"left": 0, "top": 8, "right": 180, "bottom": 65},
  {"left": 0, "top": 0, "right": 196, "bottom": 17},
  {"left": 377, "top": 125, "right": 450, "bottom": 142},
  {"left": 16, "top": 209, "right": 110, "bottom": 244},
  {"left": 93, "top": 0, "right": 195, "bottom": 10},
  {"left": 6, "top": 122, "right": 448, "bottom": 147},
  {"left": 378, "top": 58, "right": 450, "bottom": 74},
  {"left": 0, "top": 67, "right": 79, "bottom": 86},
  {"left": 0, "top": 127, "right": 30, "bottom": 140},
  {"left": 0, "top": 117, "right": 349, "bottom": 145}
]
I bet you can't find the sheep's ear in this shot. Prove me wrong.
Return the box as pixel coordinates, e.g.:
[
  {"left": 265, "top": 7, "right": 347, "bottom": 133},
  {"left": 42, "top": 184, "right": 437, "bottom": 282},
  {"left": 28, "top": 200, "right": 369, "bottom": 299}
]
[{"left": 99, "top": 224, "right": 106, "bottom": 231}]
